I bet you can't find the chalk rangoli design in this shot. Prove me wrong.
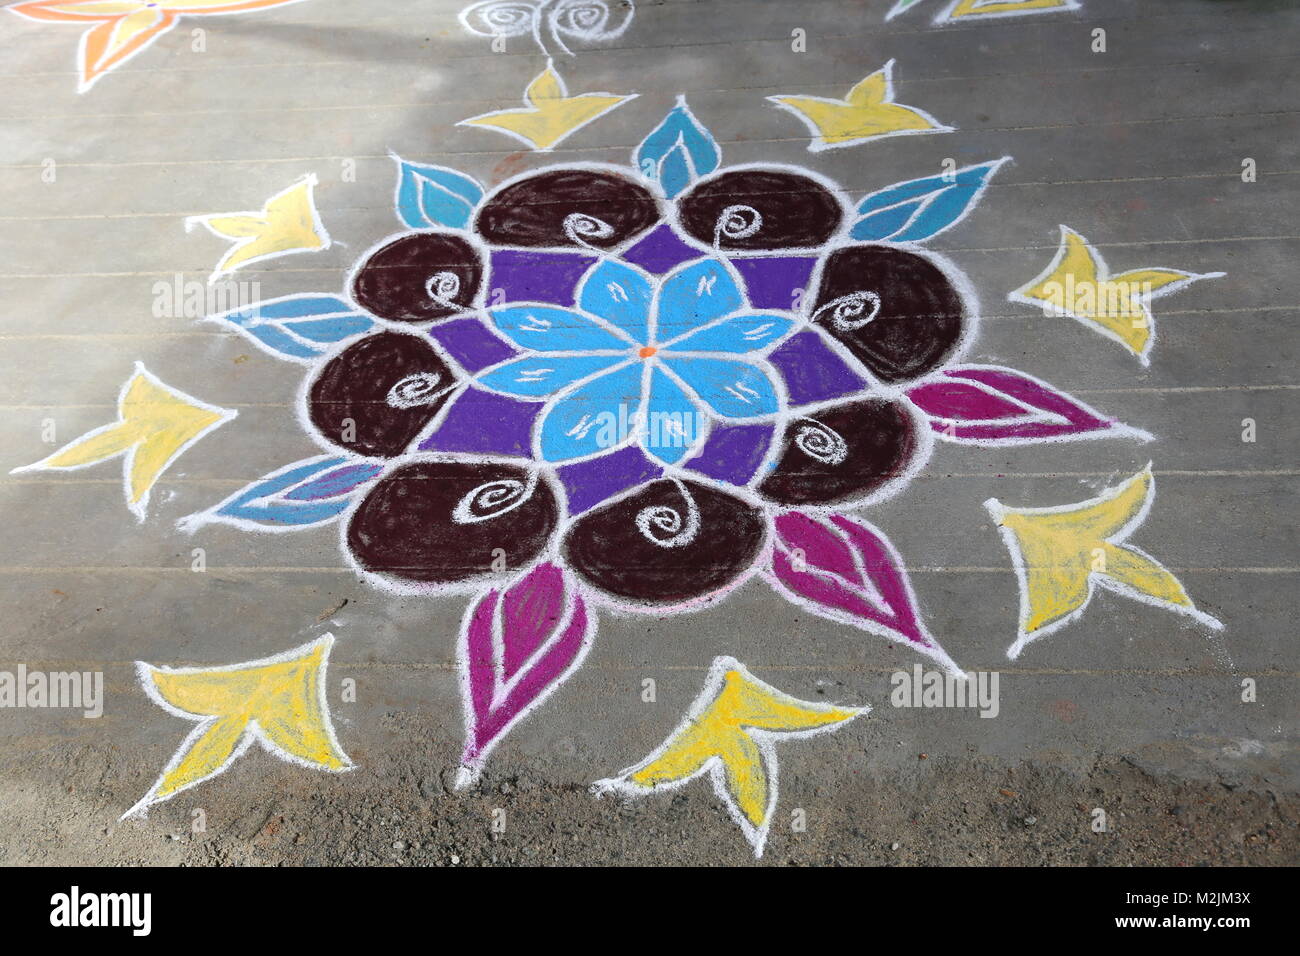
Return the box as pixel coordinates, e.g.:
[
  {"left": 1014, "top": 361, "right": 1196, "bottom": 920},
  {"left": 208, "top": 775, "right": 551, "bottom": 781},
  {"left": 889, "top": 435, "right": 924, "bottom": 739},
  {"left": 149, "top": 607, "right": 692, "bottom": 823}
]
[
  {"left": 459, "top": 0, "right": 634, "bottom": 57},
  {"left": 186, "top": 174, "right": 331, "bottom": 284},
  {"left": 6, "top": 0, "right": 312, "bottom": 93},
  {"left": 124, "top": 635, "right": 351, "bottom": 818},
  {"left": 1009, "top": 225, "right": 1224, "bottom": 364},
  {"left": 769, "top": 61, "right": 952, "bottom": 152},
  {"left": 7, "top": 62, "right": 1225, "bottom": 852},
  {"left": 458, "top": 61, "right": 635, "bottom": 151},
  {"left": 988, "top": 466, "right": 1223, "bottom": 660},
  {"left": 887, "top": 0, "right": 1081, "bottom": 24},
  {"left": 11, "top": 362, "right": 235, "bottom": 520}
]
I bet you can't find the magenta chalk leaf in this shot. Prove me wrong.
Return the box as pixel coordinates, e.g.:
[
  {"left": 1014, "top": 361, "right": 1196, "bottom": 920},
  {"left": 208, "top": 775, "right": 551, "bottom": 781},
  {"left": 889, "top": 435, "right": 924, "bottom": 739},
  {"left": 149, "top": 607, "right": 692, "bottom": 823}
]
[
  {"left": 457, "top": 562, "right": 595, "bottom": 785},
  {"left": 904, "top": 364, "right": 1148, "bottom": 445},
  {"left": 766, "top": 512, "right": 959, "bottom": 673}
]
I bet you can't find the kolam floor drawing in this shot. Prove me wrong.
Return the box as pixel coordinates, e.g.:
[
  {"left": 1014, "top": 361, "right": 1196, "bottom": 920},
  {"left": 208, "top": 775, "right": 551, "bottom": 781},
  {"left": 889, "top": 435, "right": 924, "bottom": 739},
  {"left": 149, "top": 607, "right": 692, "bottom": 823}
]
[{"left": 0, "top": 0, "right": 1295, "bottom": 875}]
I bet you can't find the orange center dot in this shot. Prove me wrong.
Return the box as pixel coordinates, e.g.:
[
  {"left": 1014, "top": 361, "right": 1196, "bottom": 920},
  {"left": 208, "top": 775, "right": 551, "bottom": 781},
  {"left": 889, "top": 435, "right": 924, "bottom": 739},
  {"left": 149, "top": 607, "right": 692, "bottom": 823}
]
[{"left": 638, "top": 346, "right": 657, "bottom": 358}]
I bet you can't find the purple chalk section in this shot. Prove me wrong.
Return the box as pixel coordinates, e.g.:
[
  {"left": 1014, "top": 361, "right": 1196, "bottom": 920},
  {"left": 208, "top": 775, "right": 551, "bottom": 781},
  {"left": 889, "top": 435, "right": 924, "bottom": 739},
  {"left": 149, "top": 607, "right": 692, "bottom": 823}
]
[
  {"left": 730, "top": 255, "right": 817, "bottom": 310},
  {"left": 428, "top": 316, "right": 517, "bottom": 374},
  {"left": 769, "top": 330, "right": 869, "bottom": 406},
  {"left": 558, "top": 444, "right": 661, "bottom": 515},
  {"left": 622, "top": 224, "right": 699, "bottom": 275},
  {"left": 419, "top": 387, "right": 538, "bottom": 458},
  {"left": 489, "top": 249, "right": 595, "bottom": 307},
  {"left": 686, "top": 422, "right": 772, "bottom": 487}
]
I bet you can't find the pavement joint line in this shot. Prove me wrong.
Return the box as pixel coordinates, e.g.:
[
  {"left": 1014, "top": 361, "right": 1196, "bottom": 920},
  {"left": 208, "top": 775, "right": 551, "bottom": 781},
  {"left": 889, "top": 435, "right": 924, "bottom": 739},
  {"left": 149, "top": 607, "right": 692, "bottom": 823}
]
[{"left": 4, "top": 109, "right": 1299, "bottom": 169}]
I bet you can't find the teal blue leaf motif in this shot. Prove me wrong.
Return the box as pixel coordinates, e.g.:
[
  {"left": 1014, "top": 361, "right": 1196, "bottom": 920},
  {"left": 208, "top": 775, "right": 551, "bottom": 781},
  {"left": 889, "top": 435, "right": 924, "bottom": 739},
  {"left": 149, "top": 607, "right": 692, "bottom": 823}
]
[
  {"left": 851, "top": 158, "right": 1010, "bottom": 243},
  {"left": 180, "top": 456, "right": 384, "bottom": 531},
  {"left": 209, "top": 294, "right": 374, "bottom": 364},
  {"left": 392, "top": 153, "right": 485, "bottom": 229},
  {"left": 634, "top": 97, "right": 720, "bottom": 198}
]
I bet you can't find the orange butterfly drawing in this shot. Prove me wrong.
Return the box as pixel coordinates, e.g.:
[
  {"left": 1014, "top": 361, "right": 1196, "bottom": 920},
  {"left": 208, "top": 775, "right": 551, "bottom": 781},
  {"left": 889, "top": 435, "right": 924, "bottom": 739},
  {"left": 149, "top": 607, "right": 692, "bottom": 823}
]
[{"left": 8, "top": 0, "right": 310, "bottom": 92}]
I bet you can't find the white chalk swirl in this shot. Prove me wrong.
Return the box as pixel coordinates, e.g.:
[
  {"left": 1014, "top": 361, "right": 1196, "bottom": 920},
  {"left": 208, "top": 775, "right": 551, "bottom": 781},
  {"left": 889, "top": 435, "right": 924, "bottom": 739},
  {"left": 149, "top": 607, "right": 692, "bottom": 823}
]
[
  {"left": 713, "top": 204, "right": 763, "bottom": 245},
  {"left": 814, "top": 290, "right": 882, "bottom": 332},
  {"left": 562, "top": 212, "right": 615, "bottom": 247},
  {"left": 634, "top": 479, "right": 700, "bottom": 548},
  {"left": 386, "top": 372, "right": 445, "bottom": 409},
  {"left": 793, "top": 418, "right": 848, "bottom": 465},
  {"left": 451, "top": 473, "right": 539, "bottom": 524},
  {"left": 424, "top": 271, "right": 462, "bottom": 308},
  {"left": 459, "top": 0, "right": 634, "bottom": 55}
]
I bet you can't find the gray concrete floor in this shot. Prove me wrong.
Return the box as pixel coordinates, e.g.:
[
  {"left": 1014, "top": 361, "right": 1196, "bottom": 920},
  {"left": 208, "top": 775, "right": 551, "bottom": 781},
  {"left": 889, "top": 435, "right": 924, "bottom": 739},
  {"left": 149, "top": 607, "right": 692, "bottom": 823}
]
[{"left": 0, "top": 0, "right": 1296, "bottom": 865}]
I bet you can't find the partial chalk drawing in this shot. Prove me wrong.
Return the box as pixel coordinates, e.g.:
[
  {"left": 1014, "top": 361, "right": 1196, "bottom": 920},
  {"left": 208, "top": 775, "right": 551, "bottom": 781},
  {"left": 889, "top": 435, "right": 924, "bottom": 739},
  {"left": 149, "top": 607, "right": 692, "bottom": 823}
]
[
  {"left": 6, "top": 0, "right": 311, "bottom": 93},
  {"left": 887, "top": 0, "right": 1081, "bottom": 23},
  {"left": 459, "top": 0, "right": 634, "bottom": 56},
  {"left": 31, "top": 90, "right": 1217, "bottom": 845},
  {"left": 457, "top": 562, "right": 595, "bottom": 785},
  {"left": 187, "top": 174, "right": 331, "bottom": 284},
  {"left": 1009, "top": 225, "right": 1224, "bottom": 364},
  {"left": 458, "top": 61, "right": 634, "bottom": 150},
  {"left": 124, "top": 635, "right": 352, "bottom": 818},
  {"left": 986, "top": 466, "right": 1223, "bottom": 660},
  {"left": 594, "top": 657, "right": 865, "bottom": 857},
  {"left": 767, "top": 60, "right": 953, "bottom": 152},
  {"left": 11, "top": 361, "right": 235, "bottom": 520}
]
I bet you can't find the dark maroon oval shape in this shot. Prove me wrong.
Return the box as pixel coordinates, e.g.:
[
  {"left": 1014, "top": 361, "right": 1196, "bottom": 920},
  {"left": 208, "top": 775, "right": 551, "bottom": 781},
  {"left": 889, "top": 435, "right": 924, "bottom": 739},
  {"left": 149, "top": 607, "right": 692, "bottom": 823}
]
[
  {"left": 351, "top": 232, "right": 483, "bottom": 323},
  {"left": 307, "top": 331, "right": 458, "bottom": 457},
  {"left": 756, "top": 398, "right": 917, "bottom": 506},
  {"left": 347, "top": 459, "right": 559, "bottom": 586},
  {"left": 676, "top": 168, "right": 844, "bottom": 251},
  {"left": 474, "top": 169, "right": 660, "bottom": 249},
  {"left": 562, "top": 478, "right": 766, "bottom": 605},
  {"left": 812, "top": 245, "right": 965, "bottom": 383}
]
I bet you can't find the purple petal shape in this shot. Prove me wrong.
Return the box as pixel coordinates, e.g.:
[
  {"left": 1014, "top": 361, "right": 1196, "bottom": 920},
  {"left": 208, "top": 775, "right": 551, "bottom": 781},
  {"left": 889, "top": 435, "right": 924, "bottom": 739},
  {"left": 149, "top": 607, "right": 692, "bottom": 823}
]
[
  {"left": 558, "top": 444, "right": 662, "bottom": 515},
  {"left": 768, "top": 329, "right": 869, "bottom": 406},
  {"left": 730, "top": 255, "right": 816, "bottom": 310},
  {"left": 428, "top": 316, "right": 517, "bottom": 374},
  {"left": 460, "top": 563, "right": 594, "bottom": 771},
  {"left": 905, "top": 365, "right": 1124, "bottom": 443},
  {"left": 500, "top": 562, "right": 566, "bottom": 680},
  {"left": 419, "top": 386, "right": 538, "bottom": 457},
  {"left": 489, "top": 249, "right": 596, "bottom": 307},
  {"left": 767, "top": 511, "right": 941, "bottom": 652},
  {"left": 685, "top": 421, "right": 772, "bottom": 486},
  {"left": 622, "top": 224, "right": 700, "bottom": 275}
]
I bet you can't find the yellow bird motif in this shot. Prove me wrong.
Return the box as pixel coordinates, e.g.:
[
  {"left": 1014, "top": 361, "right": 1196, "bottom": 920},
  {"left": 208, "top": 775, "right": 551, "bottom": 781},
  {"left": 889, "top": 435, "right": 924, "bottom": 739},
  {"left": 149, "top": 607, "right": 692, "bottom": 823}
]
[
  {"left": 187, "top": 174, "right": 331, "bottom": 283},
  {"left": 1010, "top": 226, "right": 1223, "bottom": 363},
  {"left": 767, "top": 59, "right": 952, "bottom": 152},
  {"left": 594, "top": 657, "right": 865, "bottom": 857},
  {"left": 987, "top": 466, "right": 1222, "bottom": 659},
  {"left": 10, "top": 362, "right": 236, "bottom": 520},
  {"left": 459, "top": 62, "right": 635, "bottom": 151},
  {"left": 124, "top": 635, "right": 352, "bottom": 818}
]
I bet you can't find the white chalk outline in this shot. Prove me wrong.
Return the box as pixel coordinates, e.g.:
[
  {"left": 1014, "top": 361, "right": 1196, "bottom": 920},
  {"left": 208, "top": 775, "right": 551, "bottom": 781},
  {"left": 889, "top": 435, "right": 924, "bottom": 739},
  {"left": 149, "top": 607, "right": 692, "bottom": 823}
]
[
  {"left": 10, "top": 360, "right": 237, "bottom": 522},
  {"left": 765, "top": 60, "right": 955, "bottom": 153},
  {"left": 458, "top": 0, "right": 635, "bottom": 57},
  {"left": 454, "top": 560, "right": 597, "bottom": 787},
  {"left": 985, "top": 464, "right": 1223, "bottom": 661},
  {"left": 592, "top": 655, "right": 869, "bottom": 857},
  {"left": 1007, "top": 224, "right": 1225, "bottom": 366},
  {"left": 186, "top": 173, "right": 332, "bottom": 285},
  {"left": 121, "top": 633, "right": 353, "bottom": 820}
]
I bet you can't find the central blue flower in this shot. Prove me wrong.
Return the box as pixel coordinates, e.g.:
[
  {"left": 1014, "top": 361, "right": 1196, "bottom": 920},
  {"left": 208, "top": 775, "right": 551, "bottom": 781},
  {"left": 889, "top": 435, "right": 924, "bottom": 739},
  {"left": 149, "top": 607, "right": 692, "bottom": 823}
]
[{"left": 477, "top": 257, "right": 793, "bottom": 464}]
